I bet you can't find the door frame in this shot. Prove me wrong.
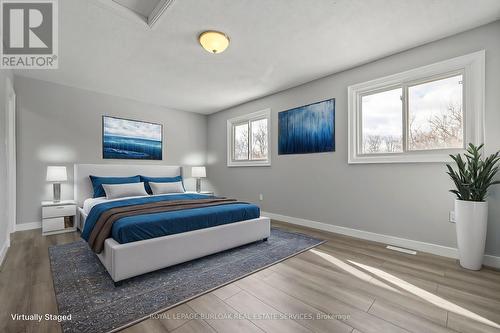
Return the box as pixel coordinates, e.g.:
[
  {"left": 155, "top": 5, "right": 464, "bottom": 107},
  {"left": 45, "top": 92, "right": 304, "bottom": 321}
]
[{"left": 5, "top": 77, "right": 16, "bottom": 236}]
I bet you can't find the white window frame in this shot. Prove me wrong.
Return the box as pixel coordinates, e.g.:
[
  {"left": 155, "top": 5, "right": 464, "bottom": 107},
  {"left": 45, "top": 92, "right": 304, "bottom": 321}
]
[
  {"left": 348, "top": 50, "right": 485, "bottom": 164},
  {"left": 227, "top": 109, "right": 271, "bottom": 167}
]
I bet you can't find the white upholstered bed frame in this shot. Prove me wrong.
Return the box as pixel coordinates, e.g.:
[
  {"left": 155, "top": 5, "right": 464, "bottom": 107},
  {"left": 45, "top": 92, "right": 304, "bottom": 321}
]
[{"left": 74, "top": 164, "right": 271, "bottom": 282}]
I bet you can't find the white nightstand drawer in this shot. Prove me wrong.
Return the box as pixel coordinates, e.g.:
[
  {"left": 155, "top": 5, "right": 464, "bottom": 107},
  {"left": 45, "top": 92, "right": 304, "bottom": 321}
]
[
  {"left": 42, "top": 205, "right": 76, "bottom": 219},
  {"left": 42, "top": 217, "right": 65, "bottom": 233}
]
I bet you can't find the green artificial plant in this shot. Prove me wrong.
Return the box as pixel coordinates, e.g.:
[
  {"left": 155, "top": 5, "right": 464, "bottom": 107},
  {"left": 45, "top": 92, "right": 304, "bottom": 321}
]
[{"left": 446, "top": 143, "right": 500, "bottom": 202}]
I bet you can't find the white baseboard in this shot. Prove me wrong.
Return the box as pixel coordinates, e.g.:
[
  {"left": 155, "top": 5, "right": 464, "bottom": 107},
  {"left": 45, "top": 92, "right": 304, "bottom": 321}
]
[
  {"left": 483, "top": 255, "right": 500, "bottom": 268},
  {"left": 262, "top": 211, "right": 500, "bottom": 269},
  {"left": 15, "top": 221, "right": 41, "bottom": 232}
]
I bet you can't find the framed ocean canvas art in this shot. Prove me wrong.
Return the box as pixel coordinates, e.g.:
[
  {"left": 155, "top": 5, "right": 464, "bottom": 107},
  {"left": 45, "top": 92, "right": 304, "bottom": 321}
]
[
  {"left": 278, "top": 99, "right": 335, "bottom": 155},
  {"left": 102, "top": 116, "right": 163, "bottom": 160}
]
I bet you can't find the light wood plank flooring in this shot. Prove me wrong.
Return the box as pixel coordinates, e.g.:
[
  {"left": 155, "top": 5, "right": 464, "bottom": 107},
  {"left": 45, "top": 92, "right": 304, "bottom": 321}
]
[{"left": 1, "top": 221, "right": 500, "bottom": 333}]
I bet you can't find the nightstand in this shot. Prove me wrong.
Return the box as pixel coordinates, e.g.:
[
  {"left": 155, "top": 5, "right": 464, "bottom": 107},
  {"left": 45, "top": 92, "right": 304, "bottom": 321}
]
[{"left": 42, "top": 200, "right": 77, "bottom": 235}]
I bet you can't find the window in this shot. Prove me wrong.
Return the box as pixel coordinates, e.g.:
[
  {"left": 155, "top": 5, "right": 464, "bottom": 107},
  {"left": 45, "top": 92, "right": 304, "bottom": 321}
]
[
  {"left": 361, "top": 87, "right": 403, "bottom": 154},
  {"left": 408, "top": 75, "right": 463, "bottom": 151},
  {"left": 227, "top": 109, "right": 271, "bottom": 166},
  {"left": 348, "top": 51, "right": 485, "bottom": 164}
]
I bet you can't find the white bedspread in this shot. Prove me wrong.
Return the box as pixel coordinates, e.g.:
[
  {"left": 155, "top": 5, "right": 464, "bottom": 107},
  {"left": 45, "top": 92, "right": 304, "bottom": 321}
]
[{"left": 82, "top": 192, "right": 210, "bottom": 214}]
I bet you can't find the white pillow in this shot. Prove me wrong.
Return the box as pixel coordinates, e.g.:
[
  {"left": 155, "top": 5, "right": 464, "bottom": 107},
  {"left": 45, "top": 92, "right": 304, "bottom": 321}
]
[
  {"left": 102, "top": 182, "right": 148, "bottom": 199},
  {"left": 149, "top": 181, "right": 185, "bottom": 195}
]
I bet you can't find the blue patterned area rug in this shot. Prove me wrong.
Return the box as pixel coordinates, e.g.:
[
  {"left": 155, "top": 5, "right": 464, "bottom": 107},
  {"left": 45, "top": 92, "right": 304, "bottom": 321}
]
[{"left": 49, "top": 228, "right": 324, "bottom": 333}]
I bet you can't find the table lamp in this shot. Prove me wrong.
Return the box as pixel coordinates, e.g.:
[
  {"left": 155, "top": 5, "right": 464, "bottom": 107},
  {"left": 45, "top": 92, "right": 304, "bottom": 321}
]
[
  {"left": 192, "top": 166, "right": 206, "bottom": 193},
  {"left": 46, "top": 166, "right": 67, "bottom": 202}
]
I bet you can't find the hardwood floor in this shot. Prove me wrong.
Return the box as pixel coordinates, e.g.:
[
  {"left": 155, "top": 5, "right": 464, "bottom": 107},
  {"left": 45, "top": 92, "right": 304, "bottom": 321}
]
[{"left": 1, "top": 221, "right": 500, "bottom": 333}]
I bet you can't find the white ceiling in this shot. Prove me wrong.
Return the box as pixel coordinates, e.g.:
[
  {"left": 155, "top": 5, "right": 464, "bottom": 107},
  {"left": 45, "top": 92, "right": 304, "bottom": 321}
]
[{"left": 14, "top": 0, "right": 500, "bottom": 114}]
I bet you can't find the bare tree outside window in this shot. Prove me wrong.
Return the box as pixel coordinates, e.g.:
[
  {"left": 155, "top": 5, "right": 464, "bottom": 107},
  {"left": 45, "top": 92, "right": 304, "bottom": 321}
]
[
  {"left": 409, "top": 103, "right": 463, "bottom": 150},
  {"left": 384, "top": 135, "right": 402, "bottom": 152},
  {"left": 363, "top": 135, "right": 381, "bottom": 153},
  {"left": 251, "top": 119, "right": 268, "bottom": 159},
  {"left": 408, "top": 75, "right": 463, "bottom": 150},
  {"left": 233, "top": 123, "right": 248, "bottom": 160},
  {"left": 362, "top": 135, "right": 402, "bottom": 153},
  {"left": 361, "top": 88, "right": 403, "bottom": 154}
]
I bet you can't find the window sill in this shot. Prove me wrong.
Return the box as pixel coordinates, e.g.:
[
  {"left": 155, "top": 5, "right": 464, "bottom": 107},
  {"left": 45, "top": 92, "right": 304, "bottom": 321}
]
[
  {"left": 227, "top": 161, "right": 271, "bottom": 167},
  {"left": 348, "top": 151, "right": 462, "bottom": 164}
]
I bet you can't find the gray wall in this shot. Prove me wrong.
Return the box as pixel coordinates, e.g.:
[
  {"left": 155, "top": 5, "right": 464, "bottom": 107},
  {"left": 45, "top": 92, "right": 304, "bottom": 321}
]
[
  {"left": 0, "top": 69, "right": 13, "bottom": 254},
  {"left": 207, "top": 21, "right": 500, "bottom": 256},
  {"left": 15, "top": 76, "right": 208, "bottom": 225}
]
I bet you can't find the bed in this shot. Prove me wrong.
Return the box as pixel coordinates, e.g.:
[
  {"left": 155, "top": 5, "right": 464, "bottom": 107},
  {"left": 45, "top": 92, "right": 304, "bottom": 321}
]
[{"left": 74, "top": 164, "right": 271, "bottom": 282}]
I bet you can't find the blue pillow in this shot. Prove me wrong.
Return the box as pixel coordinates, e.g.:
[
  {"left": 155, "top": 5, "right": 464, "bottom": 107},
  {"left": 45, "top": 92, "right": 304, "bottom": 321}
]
[
  {"left": 89, "top": 175, "right": 141, "bottom": 198},
  {"left": 140, "top": 175, "right": 184, "bottom": 194}
]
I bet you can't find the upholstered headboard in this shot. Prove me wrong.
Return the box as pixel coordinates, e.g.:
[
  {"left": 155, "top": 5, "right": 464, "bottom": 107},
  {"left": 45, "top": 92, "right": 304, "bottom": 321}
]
[{"left": 74, "top": 164, "right": 182, "bottom": 207}]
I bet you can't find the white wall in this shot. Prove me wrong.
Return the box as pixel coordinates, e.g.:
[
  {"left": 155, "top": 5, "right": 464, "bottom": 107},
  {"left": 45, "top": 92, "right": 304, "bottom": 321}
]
[
  {"left": 0, "top": 69, "right": 13, "bottom": 264},
  {"left": 207, "top": 21, "right": 500, "bottom": 257},
  {"left": 15, "top": 76, "right": 209, "bottom": 226}
]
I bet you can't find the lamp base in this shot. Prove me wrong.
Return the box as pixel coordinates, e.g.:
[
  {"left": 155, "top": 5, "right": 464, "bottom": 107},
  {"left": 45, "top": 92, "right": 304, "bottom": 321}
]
[
  {"left": 196, "top": 178, "right": 202, "bottom": 193},
  {"left": 53, "top": 183, "right": 61, "bottom": 202}
]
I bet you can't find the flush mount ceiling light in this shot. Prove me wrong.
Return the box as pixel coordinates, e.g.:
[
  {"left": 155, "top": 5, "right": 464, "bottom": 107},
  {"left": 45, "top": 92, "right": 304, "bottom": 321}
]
[{"left": 198, "top": 30, "right": 230, "bottom": 54}]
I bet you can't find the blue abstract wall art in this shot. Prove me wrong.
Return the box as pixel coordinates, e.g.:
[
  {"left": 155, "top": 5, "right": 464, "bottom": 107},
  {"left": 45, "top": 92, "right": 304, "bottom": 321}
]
[
  {"left": 278, "top": 99, "right": 335, "bottom": 155},
  {"left": 102, "top": 116, "right": 163, "bottom": 160}
]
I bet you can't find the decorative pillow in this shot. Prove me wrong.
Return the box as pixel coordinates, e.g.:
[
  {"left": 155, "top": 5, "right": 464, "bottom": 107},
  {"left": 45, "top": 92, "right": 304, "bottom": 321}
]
[
  {"left": 140, "top": 175, "right": 184, "bottom": 194},
  {"left": 149, "top": 181, "right": 185, "bottom": 195},
  {"left": 89, "top": 175, "right": 141, "bottom": 198},
  {"left": 102, "top": 182, "right": 148, "bottom": 200}
]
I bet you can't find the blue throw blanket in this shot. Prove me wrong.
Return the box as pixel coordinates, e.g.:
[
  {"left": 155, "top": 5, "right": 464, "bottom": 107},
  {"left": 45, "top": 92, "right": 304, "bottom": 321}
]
[{"left": 81, "top": 194, "right": 260, "bottom": 244}]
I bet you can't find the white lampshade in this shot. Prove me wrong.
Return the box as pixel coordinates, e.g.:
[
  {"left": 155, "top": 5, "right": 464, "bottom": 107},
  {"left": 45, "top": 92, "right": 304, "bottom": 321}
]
[
  {"left": 192, "top": 166, "right": 206, "bottom": 178},
  {"left": 46, "top": 166, "right": 67, "bottom": 182}
]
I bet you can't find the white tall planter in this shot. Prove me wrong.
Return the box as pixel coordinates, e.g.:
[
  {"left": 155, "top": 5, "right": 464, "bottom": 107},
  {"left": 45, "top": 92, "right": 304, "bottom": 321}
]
[{"left": 455, "top": 199, "right": 488, "bottom": 270}]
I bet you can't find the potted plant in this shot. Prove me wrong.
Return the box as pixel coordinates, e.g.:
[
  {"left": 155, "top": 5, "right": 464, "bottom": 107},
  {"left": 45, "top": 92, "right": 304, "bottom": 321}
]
[{"left": 446, "top": 143, "right": 500, "bottom": 270}]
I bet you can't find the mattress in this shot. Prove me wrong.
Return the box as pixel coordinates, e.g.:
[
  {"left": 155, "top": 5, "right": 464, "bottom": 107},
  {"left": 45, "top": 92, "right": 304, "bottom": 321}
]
[{"left": 81, "top": 193, "right": 260, "bottom": 244}]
